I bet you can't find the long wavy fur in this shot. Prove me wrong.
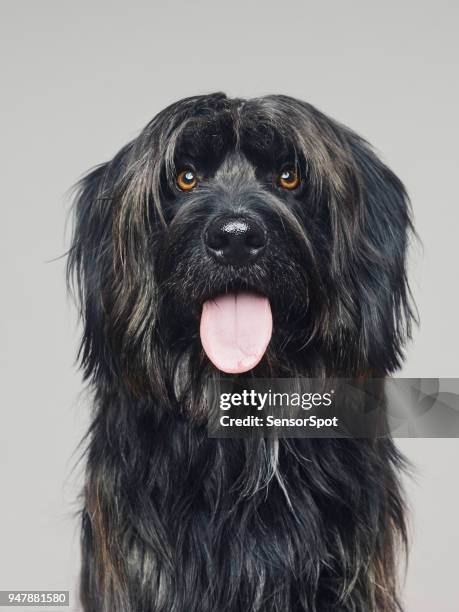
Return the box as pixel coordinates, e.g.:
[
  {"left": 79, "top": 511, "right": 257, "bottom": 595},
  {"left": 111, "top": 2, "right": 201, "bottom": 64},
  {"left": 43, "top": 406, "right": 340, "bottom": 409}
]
[{"left": 68, "top": 93, "right": 415, "bottom": 611}]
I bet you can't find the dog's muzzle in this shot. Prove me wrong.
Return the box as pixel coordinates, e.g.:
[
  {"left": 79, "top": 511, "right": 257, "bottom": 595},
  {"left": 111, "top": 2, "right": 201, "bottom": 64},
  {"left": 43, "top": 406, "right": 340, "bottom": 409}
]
[{"left": 199, "top": 215, "right": 272, "bottom": 374}]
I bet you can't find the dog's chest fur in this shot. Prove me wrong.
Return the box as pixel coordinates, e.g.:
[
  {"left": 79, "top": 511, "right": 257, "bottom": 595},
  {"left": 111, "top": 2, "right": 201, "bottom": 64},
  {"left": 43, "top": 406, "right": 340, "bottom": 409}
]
[{"left": 81, "top": 396, "right": 404, "bottom": 612}]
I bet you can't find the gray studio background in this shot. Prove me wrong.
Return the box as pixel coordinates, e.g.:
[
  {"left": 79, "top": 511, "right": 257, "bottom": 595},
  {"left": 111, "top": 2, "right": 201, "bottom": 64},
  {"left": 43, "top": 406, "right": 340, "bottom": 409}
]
[{"left": 1, "top": 1, "right": 458, "bottom": 610}]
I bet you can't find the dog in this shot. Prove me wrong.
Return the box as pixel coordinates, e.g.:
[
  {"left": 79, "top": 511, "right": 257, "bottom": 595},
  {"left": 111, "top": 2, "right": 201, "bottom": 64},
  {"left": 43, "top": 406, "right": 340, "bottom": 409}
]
[{"left": 68, "top": 93, "right": 414, "bottom": 611}]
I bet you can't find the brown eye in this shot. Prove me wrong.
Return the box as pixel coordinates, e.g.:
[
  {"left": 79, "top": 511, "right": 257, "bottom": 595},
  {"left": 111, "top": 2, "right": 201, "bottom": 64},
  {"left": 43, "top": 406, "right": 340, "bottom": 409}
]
[
  {"left": 176, "top": 169, "right": 198, "bottom": 191},
  {"left": 278, "top": 167, "right": 300, "bottom": 190}
]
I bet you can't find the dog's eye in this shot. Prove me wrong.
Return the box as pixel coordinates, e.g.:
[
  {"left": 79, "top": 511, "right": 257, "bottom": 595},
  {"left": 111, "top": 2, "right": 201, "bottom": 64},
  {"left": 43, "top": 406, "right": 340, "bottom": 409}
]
[
  {"left": 176, "top": 169, "right": 198, "bottom": 191},
  {"left": 278, "top": 167, "right": 300, "bottom": 190}
]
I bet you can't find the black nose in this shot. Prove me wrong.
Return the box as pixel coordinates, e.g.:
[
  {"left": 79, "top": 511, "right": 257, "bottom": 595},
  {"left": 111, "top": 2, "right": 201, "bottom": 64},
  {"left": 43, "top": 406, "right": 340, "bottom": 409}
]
[{"left": 205, "top": 216, "right": 267, "bottom": 266}]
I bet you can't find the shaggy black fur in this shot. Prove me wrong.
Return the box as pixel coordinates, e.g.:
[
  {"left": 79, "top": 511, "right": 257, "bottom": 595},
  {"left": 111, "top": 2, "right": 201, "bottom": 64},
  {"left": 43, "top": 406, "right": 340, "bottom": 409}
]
[{"left": 68, "top": 93, "right": 414, "bottom": 611}]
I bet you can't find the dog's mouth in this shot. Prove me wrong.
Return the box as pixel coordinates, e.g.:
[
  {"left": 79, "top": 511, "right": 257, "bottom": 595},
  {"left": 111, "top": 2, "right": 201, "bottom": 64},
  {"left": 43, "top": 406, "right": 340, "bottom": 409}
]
[{"left": 199, "top": 292, "right": 273, "bottom": 374}]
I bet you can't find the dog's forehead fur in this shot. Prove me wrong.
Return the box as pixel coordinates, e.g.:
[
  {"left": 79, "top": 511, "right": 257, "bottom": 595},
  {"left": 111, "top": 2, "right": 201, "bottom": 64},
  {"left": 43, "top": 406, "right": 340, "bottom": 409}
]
[{"left": 172, "top": 101, "right": 295, "bottom": 178}]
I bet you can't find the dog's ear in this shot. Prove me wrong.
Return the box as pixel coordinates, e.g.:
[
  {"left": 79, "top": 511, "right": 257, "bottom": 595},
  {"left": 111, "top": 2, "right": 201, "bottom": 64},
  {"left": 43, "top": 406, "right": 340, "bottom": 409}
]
[
  {"left": 325, "top": 128, "right": 415, "bottom": 374},
  {"left": 67, "top": 161, "right": 119, "bottom": 384},
  {"left": 68, "top": 136, "right": 166, "bottom": 392}
]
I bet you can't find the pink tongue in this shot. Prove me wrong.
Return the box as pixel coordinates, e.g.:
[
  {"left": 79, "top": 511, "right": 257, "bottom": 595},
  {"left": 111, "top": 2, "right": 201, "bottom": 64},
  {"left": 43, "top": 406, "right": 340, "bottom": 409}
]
[{"left": 200, "top": 292, "right": 273, "bottom": 374}]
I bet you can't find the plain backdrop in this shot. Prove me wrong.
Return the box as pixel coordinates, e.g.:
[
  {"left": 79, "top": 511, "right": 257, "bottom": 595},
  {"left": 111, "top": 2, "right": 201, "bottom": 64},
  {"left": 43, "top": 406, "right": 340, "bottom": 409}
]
[{"left": 1, "top": 1, "right": 458, "bottom": 610}]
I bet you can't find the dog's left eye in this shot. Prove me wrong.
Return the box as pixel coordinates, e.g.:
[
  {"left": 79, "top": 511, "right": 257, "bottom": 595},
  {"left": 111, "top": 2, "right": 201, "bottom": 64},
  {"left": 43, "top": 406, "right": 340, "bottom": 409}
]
[
  {"left": 278, "top": 167, "right": 300, "bottom": 190},
  {"left": 177, "top": 169, "right": 198, "bottom": 191}
]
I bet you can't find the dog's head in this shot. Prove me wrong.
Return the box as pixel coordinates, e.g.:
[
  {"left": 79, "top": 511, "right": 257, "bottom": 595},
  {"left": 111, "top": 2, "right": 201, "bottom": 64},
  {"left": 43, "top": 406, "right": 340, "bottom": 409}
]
[{"left": 68, "top": 93, "right": 414, "bottom": 399}]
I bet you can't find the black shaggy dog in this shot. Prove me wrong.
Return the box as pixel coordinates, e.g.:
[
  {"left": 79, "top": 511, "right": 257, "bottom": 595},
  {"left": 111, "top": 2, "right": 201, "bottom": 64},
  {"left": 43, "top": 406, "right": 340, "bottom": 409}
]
[{"left": 68, "top": 93, "right": 414, "bottom": 612}]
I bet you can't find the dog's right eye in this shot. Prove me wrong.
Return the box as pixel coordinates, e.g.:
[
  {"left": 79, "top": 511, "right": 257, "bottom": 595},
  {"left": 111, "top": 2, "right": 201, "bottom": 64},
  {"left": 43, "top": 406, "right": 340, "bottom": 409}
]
[{"left": 176, "top": 169, "right": 198, "bottom": 191}]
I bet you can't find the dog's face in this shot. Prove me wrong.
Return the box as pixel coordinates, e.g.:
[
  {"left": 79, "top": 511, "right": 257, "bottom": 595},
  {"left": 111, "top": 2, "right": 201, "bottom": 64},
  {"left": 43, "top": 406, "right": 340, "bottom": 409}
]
[
  {"left": 69, "top": 94, "right": 414, "bottom": 398},
  {"left": 158, "top": 106, "right": 328, "bottom": 376}
]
